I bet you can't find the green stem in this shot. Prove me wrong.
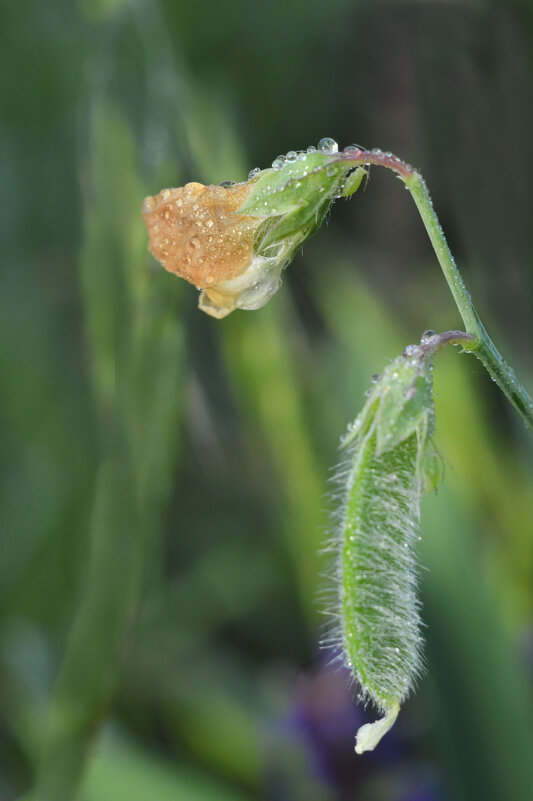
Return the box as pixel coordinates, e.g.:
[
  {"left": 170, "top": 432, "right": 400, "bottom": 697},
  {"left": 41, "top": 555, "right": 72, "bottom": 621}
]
[
  {"left": 405, "top": 174, "right": 481, "bottom": 335},
  {"left": 338, "top": 149, "right": 533, "bottom": 431},
  {"left": 407, "top": 171, "right": 533, "bottom": 431}
]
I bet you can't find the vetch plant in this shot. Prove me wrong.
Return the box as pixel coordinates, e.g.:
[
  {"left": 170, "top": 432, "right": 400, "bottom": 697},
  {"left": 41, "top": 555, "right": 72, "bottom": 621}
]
[{"left": 143, "top": 138, "right": 533, "bottom": 753}]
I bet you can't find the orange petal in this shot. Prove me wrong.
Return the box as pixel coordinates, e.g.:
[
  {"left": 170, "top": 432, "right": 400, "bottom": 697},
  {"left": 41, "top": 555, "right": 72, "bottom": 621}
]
[{"left": 142, "top": 182, "right": 262, "bottom": 288}]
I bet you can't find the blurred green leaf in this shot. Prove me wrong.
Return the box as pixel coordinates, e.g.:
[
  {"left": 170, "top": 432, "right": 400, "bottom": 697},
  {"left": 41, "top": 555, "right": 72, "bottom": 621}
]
[{"left": 84, "top": 729, "right": 253, "bottom": 801}]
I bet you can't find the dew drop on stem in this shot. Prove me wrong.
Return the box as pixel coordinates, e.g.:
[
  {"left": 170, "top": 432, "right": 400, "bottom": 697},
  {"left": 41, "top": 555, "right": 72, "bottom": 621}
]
[{"left": 318, "top": 137, "right": 338, "bottom": 154}]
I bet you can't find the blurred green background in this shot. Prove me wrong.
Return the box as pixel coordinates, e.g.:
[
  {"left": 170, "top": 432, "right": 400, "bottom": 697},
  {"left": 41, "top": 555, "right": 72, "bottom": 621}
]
[{"left": 2, "top": 0, "right": 533, "bottom": 799}]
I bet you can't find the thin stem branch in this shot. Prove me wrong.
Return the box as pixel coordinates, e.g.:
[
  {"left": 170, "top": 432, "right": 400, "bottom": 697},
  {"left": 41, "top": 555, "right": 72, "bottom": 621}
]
[
  {"left": 417, "top": 330, "right": 476, "bottom": 355},
  {"left": 336, "top": 148, "right": 533, "bottom": 431}
]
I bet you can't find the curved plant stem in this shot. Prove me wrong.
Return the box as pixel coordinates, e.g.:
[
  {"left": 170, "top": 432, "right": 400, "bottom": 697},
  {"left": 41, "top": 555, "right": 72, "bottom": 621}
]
[{"left": 338, "top": 149, "right": 533, "bottom": 431}]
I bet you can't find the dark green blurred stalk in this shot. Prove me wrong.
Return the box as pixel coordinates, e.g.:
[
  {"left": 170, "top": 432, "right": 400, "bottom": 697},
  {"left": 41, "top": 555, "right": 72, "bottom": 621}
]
[
  {"left": 423, "top": 486, "right": 533, "bottom": 801},
  {"left": 31, "top": 446, "right": 137, "bottom": 798},
  {"left": 222, "top": 297, "right": 325, "bottom": 625},
  {"left": 29, "top": 99, "right": 184, "bottom": 800}
]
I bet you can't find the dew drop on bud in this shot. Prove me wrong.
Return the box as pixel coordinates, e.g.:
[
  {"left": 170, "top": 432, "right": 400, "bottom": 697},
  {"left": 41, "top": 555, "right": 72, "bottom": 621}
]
[
  {"left": 248, "top": 167, "right": 262, "bottom": 179},
  {"left": 344, "top": 144, "right": 363, "bottom": 155},
  {"left": 421, "top": 329, "right": 436, "bottom": 341},
  {"left": 307, "top": 145, "right": 317, "bottom": 153},
  {"left": 220, "top": 180, "right": 236, "bottom": 188},
  {"left": 272, "top": 155, "right": 286, "bottom": 170},
  {"left": 285, "top": 150, "right": 298, "bottom": 162},
  {"left": 318, "top": 137, "right": 339, "bottom": 154}
]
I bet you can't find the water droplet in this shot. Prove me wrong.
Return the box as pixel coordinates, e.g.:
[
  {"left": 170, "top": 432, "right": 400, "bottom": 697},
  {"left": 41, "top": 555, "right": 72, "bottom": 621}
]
[
  {"left": 422, "top": 329, "right": 436, "bottom": 340},
  {"left": 343, "top": 144, "right": 363, "bottom": 155},
  {"left": 307, "top": 145, "right": 317, "bottom": 153},
  {"left": 248, "top": 167, "right": 262, "bottom": 179},
  {"left": 220, "top": 180, "right": 236, "bottom": 188},
  {"left": 272, "top": 155, "right": 286, "bottom": 170},
  {"left": 318, "top": 137, "right": 338, "bottom": 154},
  {"left": 285, "top": 150, "right": 298, "bottom": 162},
  {"left": 371, "top": 373, "right": 380, "bottom": 383}
]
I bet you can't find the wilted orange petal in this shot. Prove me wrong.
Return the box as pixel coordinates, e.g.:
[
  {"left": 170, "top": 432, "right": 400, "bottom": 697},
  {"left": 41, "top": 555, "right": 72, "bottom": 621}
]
[{"left": 142, "top": 182, "right": 262, "bottom": 289}]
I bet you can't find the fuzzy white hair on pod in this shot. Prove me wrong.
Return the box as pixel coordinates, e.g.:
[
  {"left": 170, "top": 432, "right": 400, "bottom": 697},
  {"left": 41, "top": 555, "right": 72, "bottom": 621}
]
[{"left": 323, "top": 342, "right": 436, "bottom": 754}]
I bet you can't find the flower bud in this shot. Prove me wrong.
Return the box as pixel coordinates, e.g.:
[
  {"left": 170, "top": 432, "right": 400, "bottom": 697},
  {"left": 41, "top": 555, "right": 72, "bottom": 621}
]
[{"left": 142, "top": 142, "right": 366, "bottom": 317}]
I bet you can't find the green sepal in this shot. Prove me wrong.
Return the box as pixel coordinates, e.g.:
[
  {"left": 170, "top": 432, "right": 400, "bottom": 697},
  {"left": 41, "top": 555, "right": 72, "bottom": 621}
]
[
  {"left": 238, "top": 152, "right": 346, "bottom": 215},
  {"left": 237, "top": 152, "right": 364, "bottom": 253},
  {"left": 421, "top": 446, "right": 441, "bottom": 493},
  {"left": 375, "top": 355, "right": 434, "bottom": 455},
  {"left": 342, "top": 345, "right": 435, "bottom": 457},
  {"left": 342, "top": 167, "right": 367, "bottom": 198},
  {"left": 257, "top": 192, "right": 330, "bottom": 252}
]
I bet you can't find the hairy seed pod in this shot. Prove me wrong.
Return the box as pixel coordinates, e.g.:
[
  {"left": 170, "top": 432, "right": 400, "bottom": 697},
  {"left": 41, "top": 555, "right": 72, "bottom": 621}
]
[{"left": 332, "top": 341, "right": 436, "bottom": 753}]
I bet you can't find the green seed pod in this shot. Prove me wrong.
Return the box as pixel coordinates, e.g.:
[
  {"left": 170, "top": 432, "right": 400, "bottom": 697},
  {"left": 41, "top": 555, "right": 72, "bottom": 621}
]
[{"left": 331, "top": 341, "right": 436, "bottom": 754}]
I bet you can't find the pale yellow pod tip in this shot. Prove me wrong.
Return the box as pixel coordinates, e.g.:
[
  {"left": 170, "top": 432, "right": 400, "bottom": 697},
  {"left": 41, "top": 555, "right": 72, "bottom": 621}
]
[{"left": 354, "top": 702, "right": 400, "bottom": 754}]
